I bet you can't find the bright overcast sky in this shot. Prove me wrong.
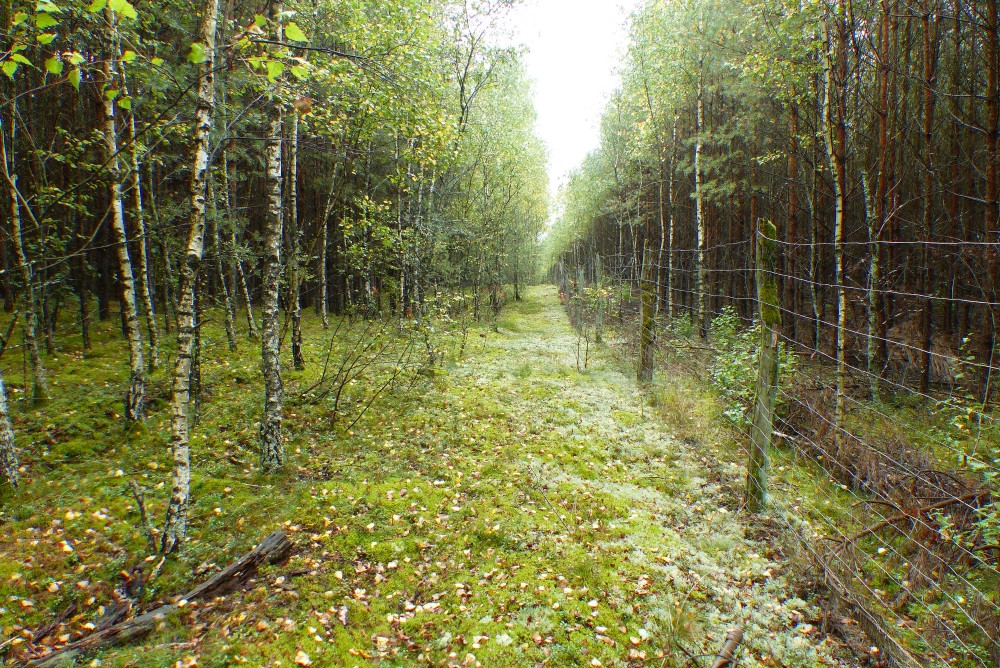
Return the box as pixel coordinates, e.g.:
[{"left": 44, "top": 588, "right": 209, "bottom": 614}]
[{"left": 505, "top": 0, "right": 641, "bottom": 199}]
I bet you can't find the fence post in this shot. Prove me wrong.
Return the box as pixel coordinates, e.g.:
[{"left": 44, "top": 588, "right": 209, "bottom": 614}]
[
  {"left": 638, "top": 241, "right": 657, "bottom": 384},
  {"left": 595, "top": 254, "right": 604, "bottom": 343},
  {"left": 746, "top": 219, "right": 781, "bottom": 512}
]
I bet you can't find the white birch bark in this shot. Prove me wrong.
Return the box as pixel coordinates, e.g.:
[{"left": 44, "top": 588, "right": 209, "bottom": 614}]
[
  {"left": 209, "top": 176, "right": 237, "bottom": 351},
  {"left": 161, "top": 0, "right": 219, "bottom": 553},
  {"left": 127, "top": 113, "right": 159, "bottom": 372},
  {"left": 822, "top": 17, "right": 848, "bottom": 456},
  {"left": 695, "top": 54, "right": 707, "bottom": 339},
  {"left": 0, "top": 110, "right": 49, "bottom": 404},
  {"left": 260, "top": 2, "right": 285, "bottom": 470},
  {"left": 221, "top": 149, "right": 259, "bottom": 338},
  {"left": 102, "top": 8, "right": 146, "bottom": 421},
  {"left": 0, "top": 370, "right": 18, "bottom": 488},
  {"left": 288, "top": 111, "right": 304, "bottom": 370}
]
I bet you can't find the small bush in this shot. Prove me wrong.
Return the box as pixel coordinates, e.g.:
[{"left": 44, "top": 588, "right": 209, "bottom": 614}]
[{"left": 708, "top": 306, "right": 796, "bottom": 428}]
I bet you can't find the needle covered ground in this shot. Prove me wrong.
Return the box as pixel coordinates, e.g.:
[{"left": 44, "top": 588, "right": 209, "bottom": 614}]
[{"left": 0, "top": 286, "right": 856, "bottom": 667}]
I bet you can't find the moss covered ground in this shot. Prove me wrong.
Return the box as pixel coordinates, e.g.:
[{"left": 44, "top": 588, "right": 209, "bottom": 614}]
[{"left": 0, "top": 286, "right": 856, "bottom": 666}]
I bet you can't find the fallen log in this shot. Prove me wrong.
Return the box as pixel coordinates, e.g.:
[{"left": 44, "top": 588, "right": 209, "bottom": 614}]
[
  {"left": 709, "top": 627, "right": 744, "bottom": 668},
  {"left": 26, "top": 530, "right": 293, "bottom": 667}
]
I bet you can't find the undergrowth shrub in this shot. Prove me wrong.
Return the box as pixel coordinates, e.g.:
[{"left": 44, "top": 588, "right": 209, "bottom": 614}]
[{"left": 708, "top": 306, "right": 796, "bottom": 428}]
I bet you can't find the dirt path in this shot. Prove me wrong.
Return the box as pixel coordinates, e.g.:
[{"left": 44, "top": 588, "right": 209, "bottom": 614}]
[
  {"left": 75, "top": 284, "right": 852, "bottom": 667},
  {"left": 423, "top": 284, "right": 851, "bottom": 667}
]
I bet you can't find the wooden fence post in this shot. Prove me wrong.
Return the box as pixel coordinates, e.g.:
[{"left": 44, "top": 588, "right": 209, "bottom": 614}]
[
  {"left": 638, "top": 241, "right": 657, "bottom": 384},
  {"left": 746, "top": 219, "right": 781, "bottom": 511},
  {"left": 595, "top": 254, "right": 604, "bottom": 343}
]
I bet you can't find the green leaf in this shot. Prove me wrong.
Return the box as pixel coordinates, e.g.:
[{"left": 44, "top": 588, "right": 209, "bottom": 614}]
[
  {"left": 118, "top": 97, "right": 131, "bottom": 110},
  {"left": 10, "top": 54, "right": 31, "bottom": 65},
  {"left": 35, "top": 12, "right": 58, "bottom": 28},
  {"left": 36, "top": 33, "right": 57, "bottom": 45},
  {"left": 68, "top": 67, "right": 81, "bottom": 90},
  {"left": 151, "top": 56, "right": 164, "bottom": 66},
  {"left": 44, "top": 56, "right": 63, "bottom": 74},
  {"left": 121, "top": 50, "right": 137, "bottom": 63},
  {"left": 68, "top": 52, "right": 85, "bottom": 65},
  {"left": 254, "top": 13, "right": 266, "bottom": 27},
  {"left": 266, "top": 59, "right": 284, "bottom": 81},
  {"left": 12, "top": 11, "right": 28, "bottom": 25},
  {"left": 1, "top": 62, "right": 17, "bottom": 79},
  {"left": 284, "top": 21, "right": 307, "bottom": 42},
  {"left": 87, "top": 0, "right": 107, "bottom": 11},
  {"left": 35, "top": 1, "right": 60, "bottom": 14},
  {"left": 290, "top": 65, "right": 307, "bottom": 80},
  {"left": 108, "top": 0, "right": 137, "bottom": 19},
  {"left": 187, "top": 42, "right": 207, "bottom": 64},
  {"left": 104, "top": 87, "right": 119, "bottom": 100}
]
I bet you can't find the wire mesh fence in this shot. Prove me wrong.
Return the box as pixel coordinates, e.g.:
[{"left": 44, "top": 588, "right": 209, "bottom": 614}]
[{"left": 552, "top": 235, "right": 1000, "bottom": 667}]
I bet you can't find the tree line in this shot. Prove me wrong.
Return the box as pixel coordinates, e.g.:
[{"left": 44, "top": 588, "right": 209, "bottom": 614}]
[
  {"left": 0, "top": 0, "right": 547, "bottom": 552},
  {"left": 546, "top": 0, "right": 999, "bottom": 406}
]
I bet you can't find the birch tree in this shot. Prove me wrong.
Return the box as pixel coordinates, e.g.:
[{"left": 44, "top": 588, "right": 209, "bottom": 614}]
[
  {"left": 260, "top": 1, "right": 286, "bottom": 471},
  {"left": 101, "top": 6, "right": 147, "bottom": 421},
  {"left": 161, "top": 0, "right": 220, "bottom": 553}
]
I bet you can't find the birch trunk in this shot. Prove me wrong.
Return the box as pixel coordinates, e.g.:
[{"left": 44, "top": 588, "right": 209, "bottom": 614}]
[
  {"left": 210, "top": 177, "right": 237, "bottom": 351},
  {"left": 222, "top": 148, "right": 259, "bottom": 338},
  {"left": 0, "top": 108, "right": 49, "bottom": 404},
  {"left": 0, "top": 370, "right": 18, "bottom": 488},
  {"left": 126, "top": 104, "right": 159, "bottom": 372},
  {"left": 161, "top": 0, "right": 219, "bottom": 553},
  {"left": 288, "top": 112, "right": 304, "bottom": 370},
  {"left": 695, "top": 55, "right": 708, "bottom": 339},
  {"left": 260, "top": 2, "right": 285, "bottom": 471},
  {"left": 823, "top": 11, "right": 848, "bottom": 455},
  {"left": 666, "top": 115, "right": 677, "bottom": 320},
  {"left": 102, "top": 8, "right": 147, "bottom": 421}
]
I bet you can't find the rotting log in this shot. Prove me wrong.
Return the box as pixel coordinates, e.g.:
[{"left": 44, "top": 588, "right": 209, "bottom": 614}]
[{"left": 26, "top": 531, "right": 292, "bottom": 667}]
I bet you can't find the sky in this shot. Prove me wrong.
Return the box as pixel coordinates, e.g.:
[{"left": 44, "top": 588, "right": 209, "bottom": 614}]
[{"left": 505, "top": 0, "right": 641, "bottom": 201}]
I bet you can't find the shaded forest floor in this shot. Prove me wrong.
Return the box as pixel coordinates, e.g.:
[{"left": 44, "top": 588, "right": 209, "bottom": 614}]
[{"left": 1, "top": 286, "right": 859, "bottom": 667}]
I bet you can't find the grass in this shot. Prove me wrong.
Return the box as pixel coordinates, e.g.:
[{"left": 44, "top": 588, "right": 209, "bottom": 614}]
[{"left": 0, "top": 286, "right": 854, "bottom": 667}]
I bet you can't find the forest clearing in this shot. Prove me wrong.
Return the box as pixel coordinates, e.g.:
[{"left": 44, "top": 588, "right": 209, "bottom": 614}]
[
  {"left": 1, "top": 286, "right": 851, "bottom": 667},
  {"left": 2, "top": 0, "right": 1000, "bottom": 665}
]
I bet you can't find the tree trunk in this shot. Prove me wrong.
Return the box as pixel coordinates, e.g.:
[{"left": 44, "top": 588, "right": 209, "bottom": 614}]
[
  {"left": 983, "top": 0, "right": 999, "bottom": 402},
  {"left": 260, "top": 2, "right": 286, "bottom": 471},
  {"left": 160, "top": 0, "right": 219, "bottom": 553},
  {"left": 919, "top": 5, "right": 939, "bottom": 393},
  {"left": 288, "top": 112, "right": 304, "bottom": 370},
  {"left": 102, "top": 7, "right": 146, "bottom": 421},
  {"left": 125, "top": 100, "right": 159, "bottom": 372},
  {"left": 211, "top": 177, "right": 238, "bottom": 352},
  {"left": 786, "top": 100, "right": 799, "bottom": 343},
  {"left": 0, "top": 371, "right": 18, "bottom": 488},
  {"left": 823, "top": 8, "right": 848, "bottom": 455},
  {"left": 222, "top": 143, "right": 259, "bottom": 339},
  {"left": 695, "top": 55, "right": 708, "bottom": 339},
  {"left": 0, "top": 108, "right": 49, "bottom": 404}
]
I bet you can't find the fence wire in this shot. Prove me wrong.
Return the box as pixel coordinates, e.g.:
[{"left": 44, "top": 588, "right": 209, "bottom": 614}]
[{"left": 553, "top": 239, "right": 1000, "bottom": 667}]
